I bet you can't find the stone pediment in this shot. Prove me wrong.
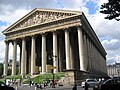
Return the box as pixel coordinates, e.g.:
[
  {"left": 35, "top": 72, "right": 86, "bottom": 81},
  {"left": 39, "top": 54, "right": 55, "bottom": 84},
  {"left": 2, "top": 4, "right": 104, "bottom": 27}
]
[{"left": 3, "top": 8, "right": 81, "bottom": 34}]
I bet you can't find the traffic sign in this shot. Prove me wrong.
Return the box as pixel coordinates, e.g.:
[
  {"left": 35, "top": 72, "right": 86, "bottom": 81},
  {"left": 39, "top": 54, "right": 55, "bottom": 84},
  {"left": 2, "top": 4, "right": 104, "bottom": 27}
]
[{"left": 50, "top": 66, "right": 56, "bottom": 69}]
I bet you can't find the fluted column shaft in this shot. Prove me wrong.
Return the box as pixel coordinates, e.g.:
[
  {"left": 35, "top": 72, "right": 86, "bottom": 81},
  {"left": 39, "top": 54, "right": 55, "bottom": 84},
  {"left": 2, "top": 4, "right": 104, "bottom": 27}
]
[
  {"left": 3, "top": 42, "right": 9, "bottom": 76},
  {"left": 12, "top": 41, "right": 17, "bottom": 75},
  {"left": 77, "top": 27, "right": 86, "bottom": 71},
  {"left": 21, "top": 38, "right": 26, "bottom": 75},
  {"left": 42, "top": 34, "right": 47, "bottom": 73},
  {"left": 31, "top": 36, "right": 36, "bottom": 75},
  {"left": 90, "top": 41, "right": 93, "bottom": 72},
  {"left": 86, "top": 38, "right": 90, "bottom": 71},
  {"left": 53, "top": 32, "right": 58, "bottom": 73},
  {"left": 65, "top": 30, "right": 71, "bottom": 70}
]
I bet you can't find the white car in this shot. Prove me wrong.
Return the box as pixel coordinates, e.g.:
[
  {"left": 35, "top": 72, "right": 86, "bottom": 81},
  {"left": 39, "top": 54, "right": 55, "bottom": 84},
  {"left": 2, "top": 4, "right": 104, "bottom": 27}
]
[{"left": 81, "top": 79, "right": 98, "bottom": 87}]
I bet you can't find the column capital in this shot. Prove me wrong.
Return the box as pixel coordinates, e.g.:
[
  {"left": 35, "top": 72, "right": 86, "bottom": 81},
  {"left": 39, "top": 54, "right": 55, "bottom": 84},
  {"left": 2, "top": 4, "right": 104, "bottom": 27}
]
[
  {"left": 53, "top": 31, "right": 57, "bottom": 35},
  {"left": 64, "top": 27, "right": 71, "bottom": 32},
  {"left": 4, "top": 40, "right": 10, "bottom": 44},
  {"left": 42, "top": 33, "right": 47, "bottom": 37},
  {"left": 76, "top": 25, "right": 82, "bottom": 29}
]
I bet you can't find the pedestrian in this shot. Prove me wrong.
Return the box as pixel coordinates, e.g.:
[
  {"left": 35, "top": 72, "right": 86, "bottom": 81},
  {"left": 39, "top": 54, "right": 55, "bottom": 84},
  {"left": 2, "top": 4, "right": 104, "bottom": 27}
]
[
  {"left": 29, "top": 79, "right": 32, "bottom": 86},
  {"left": 39, "top": 84, "right": 43, "bottom": 89},
  {"left": 44, "top": 82, "right": 46, "bottom": 88},
  {"left": 52, "top": 80, "right": 55, "bottom": 88},
  {"left": 72, "top": 84, "right": 77, "bottom": 90},
  {"left": 50, "top": 80, "right": 52, "bottom": 87},
  {"left": 32, "top": 81, "right": 34, "bottom": 85},
  {"left": 84, "top": 82, "right": 89, "bottom": 90}
]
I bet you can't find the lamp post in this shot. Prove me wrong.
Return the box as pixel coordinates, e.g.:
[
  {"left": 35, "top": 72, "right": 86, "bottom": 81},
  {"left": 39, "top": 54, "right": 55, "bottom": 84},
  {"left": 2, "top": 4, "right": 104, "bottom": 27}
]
[
  {"left": 48, "top": 51, "right": 57, "bottom": 88},
  {"left": 51, "top": 55, "right": 57, "bottom": 88},
  {"left": 51, "top": 66, "right": 56, "bottom": 88}
]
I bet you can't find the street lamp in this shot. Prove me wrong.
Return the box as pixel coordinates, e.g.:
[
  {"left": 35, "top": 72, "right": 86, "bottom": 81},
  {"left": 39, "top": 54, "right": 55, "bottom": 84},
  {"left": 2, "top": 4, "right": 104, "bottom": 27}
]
[
  {"left": 51, "top": 55, "right": 57, "bottom": 88},
  {"left": 48, "top": 52, "right": 57, "bottom": 88}
]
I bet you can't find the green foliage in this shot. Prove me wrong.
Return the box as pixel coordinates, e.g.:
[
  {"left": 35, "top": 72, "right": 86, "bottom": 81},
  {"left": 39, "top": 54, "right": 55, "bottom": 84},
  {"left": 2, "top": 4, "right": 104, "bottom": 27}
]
[
  {"left": 100, "top": 0, "right": 120, "bottom": 21},
  {"left": 16, "top": 69, "right": 19, "bottom": 75},
  {"left": 23, "top": 72, "right": 65, "bottom": 84},
  {"left": 5, "top": 75, "right": 21, "bottom": 79}
]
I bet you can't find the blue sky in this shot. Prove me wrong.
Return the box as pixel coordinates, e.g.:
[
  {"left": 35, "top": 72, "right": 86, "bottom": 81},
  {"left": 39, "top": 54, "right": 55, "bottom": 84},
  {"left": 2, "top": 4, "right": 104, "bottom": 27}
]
[
  {"left": 0, "top": 21, "right": 7, "bottom": 26},
  {"left": 0, "top": 0, "right": 120, "bottom": 65},
  {"left": 85, "top": 1, "right": 98, "bottom": 14}
]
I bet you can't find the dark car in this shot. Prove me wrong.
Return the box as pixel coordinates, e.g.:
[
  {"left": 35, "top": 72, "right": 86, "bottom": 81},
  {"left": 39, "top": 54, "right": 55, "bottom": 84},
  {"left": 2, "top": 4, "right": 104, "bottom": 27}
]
[
  {"left": 0, "top": 81, "right": 15, "bottom": 90},
  {"left": 93, "top": 79, "right": 120, "bottom": 90}
]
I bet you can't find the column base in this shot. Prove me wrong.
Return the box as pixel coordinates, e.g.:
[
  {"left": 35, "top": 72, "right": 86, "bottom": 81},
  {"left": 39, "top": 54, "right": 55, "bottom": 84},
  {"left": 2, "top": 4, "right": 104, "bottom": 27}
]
[
  {"left": 41, "top": 72, "right": 46, "bottom": 74},
  {"left": 3, "top": 74, "right": 7, "bottom": 78}
]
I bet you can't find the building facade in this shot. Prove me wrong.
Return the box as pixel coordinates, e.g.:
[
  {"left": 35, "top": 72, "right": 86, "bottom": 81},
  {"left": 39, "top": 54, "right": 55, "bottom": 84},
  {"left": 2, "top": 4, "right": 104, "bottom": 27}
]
[
  {"left": 107, "top": 62, "right": 120, "bottom": 77},
  {"left": 3, "top": 8, "right": 107, "bottom": 84}
]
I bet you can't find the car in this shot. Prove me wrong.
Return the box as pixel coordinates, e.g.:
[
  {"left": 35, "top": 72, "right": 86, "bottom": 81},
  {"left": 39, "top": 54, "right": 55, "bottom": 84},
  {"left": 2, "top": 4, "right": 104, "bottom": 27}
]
[
  {"left": 0, "top": 81, "right": 15, "bottom": 90},
  {"left": 81, "top": 79, "right": 98, "bottom": 87},
  {"left": 93, "top": 79, "right": 120, "bottom": 90}
]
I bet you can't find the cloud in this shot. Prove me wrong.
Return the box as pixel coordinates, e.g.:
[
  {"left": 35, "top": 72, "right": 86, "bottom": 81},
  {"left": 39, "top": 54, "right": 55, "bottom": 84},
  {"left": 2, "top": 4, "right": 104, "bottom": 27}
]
[
  {"left": 0, "top": 0, "right": 58, "bottom": 14},
  {"left": 0, "top": 40, "right": 5, "bottom": 62},
  {"left": 0, "top": 9, "right": 30, "bottom": 26},
  {"left": 102, "top": 39, "right": 120, "bottom": 51}
]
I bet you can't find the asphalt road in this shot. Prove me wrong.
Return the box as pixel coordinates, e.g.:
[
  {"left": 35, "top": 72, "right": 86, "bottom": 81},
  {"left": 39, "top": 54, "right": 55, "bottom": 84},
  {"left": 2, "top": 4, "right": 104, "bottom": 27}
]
[{"left": 14, "top": 85, "right": 93, "bottom": 90}]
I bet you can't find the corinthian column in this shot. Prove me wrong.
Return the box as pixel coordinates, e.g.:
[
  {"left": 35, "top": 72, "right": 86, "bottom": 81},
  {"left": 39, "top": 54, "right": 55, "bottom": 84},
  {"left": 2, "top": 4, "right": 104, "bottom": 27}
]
[
  {"left": 53, "top": 32, "right": 58, "bottom": 73},
  {"left": 42, "top": 34, "right": 47, "bottom": 73},
  {"left": 3, "top": 41, "right": 9, "bottom": 76},
  {"left": 12, "top": 41, "right": 17, "bottom": 75},
  {"left": 31, "top": 36, "right": 36, "bottom": 75},
  {"left": 65, "top": 30, "right": 71, "bottom": 70},
  {"left": 21, "top": 38, "right": 26, "bottom": 75},
  {"left": 77, "top": 27, "right": 86, "bottom": 71}
]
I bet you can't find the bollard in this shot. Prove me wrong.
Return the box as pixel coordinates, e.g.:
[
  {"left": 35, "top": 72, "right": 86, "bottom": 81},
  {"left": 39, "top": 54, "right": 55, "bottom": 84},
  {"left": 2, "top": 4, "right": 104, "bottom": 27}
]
[{"left": 35, "top": 86, "right": 37, "bottom": 90}]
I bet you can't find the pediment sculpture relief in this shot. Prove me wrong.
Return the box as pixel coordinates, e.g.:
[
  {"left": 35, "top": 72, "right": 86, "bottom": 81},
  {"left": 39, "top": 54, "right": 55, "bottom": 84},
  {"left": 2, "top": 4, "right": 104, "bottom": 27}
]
[{"left": 11, "top": 11, "right": 75, "bottom": 31}]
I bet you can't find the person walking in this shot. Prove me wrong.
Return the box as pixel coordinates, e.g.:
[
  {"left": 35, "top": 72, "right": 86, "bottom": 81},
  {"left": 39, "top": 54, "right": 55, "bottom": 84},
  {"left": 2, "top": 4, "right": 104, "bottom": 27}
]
[
  {"left": 85, "top": 82, "right": 89, "bottom": 90},
  {"left": 72, "top": 84, "right": 77, "bottom": 90},
  {"left": 29, "top": 79, "right": 32, "bottom": 86}
]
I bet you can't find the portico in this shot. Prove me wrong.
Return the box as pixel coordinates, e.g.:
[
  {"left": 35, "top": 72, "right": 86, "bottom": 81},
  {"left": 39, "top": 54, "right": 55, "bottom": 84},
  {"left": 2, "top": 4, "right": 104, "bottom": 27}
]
[{"left": 3, "top": 8, "right": 107, "bottom": 84}]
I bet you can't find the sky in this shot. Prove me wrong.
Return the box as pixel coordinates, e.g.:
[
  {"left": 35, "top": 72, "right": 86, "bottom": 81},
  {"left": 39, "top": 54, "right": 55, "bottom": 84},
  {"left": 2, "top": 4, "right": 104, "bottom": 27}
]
[{"left": 0, "top": 0, "right": 120, "bottom": 65}]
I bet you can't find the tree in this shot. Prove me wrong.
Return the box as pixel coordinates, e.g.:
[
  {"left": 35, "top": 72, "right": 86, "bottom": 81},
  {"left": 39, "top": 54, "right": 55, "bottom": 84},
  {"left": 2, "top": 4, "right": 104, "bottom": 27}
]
[{"left": 100, "top": 0, "right": 120, "bottom": 21}]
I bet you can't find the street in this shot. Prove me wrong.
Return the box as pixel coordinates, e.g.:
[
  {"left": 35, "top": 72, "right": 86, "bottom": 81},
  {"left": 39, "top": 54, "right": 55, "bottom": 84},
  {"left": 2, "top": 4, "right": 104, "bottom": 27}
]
[{"left": 14, "top": 85, "right": 93, "bottom": 90}]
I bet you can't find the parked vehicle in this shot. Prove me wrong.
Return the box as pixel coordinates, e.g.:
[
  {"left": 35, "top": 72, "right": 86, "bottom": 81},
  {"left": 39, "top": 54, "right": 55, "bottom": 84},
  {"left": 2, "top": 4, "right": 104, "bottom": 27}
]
[
  {"left": 0, "top": 81, "right": 15, "bottom": 90},
  {"left": 93, "top": 79, "right": 120, "bottom": 90},
  {"left": 81, "top": 79, "right": 98, "bottom": 87}
]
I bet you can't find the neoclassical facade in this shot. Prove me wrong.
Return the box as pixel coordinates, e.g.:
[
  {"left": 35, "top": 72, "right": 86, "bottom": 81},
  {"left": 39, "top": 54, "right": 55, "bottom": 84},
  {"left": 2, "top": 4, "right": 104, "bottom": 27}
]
[{"left": 3, "top": 8, "right": 107, "bottom": 80}]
